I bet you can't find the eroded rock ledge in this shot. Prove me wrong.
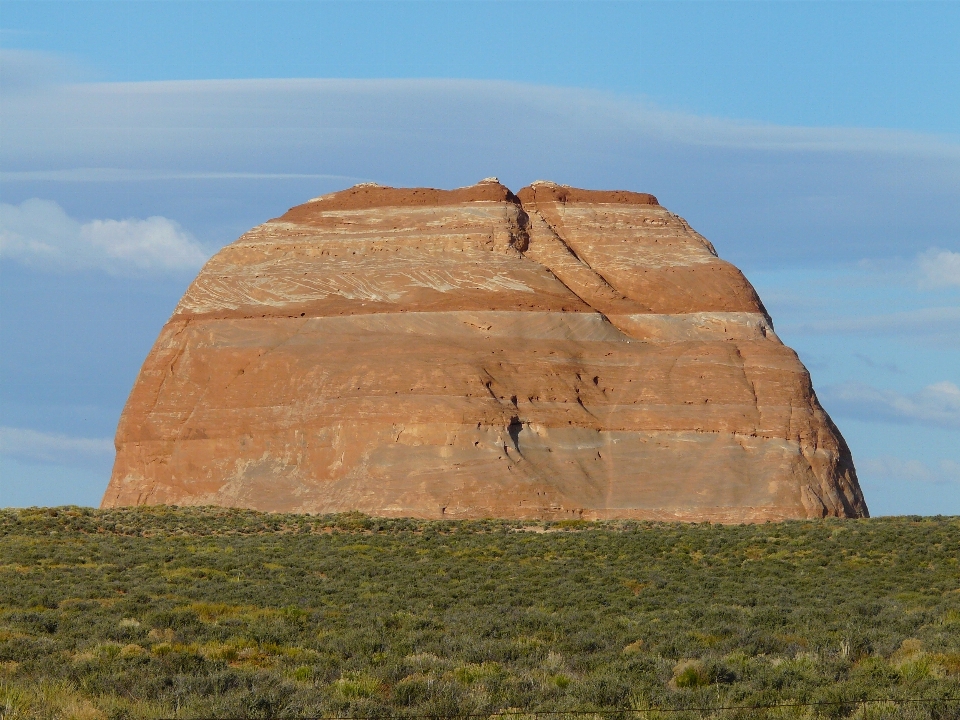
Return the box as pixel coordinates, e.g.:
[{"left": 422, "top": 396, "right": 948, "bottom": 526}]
[{"left": 102, "top": 179, "right": 868, "bottom": 521}]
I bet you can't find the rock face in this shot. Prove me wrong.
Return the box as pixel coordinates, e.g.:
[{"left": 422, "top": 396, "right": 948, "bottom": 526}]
[{"left": 101, "top": 179, "right": 868, "bottom": 521}]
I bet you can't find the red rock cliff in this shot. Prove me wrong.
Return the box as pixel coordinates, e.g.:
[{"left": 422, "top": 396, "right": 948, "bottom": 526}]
[{"left": 101, "top": 179, "right": 868, "bottom": 521}]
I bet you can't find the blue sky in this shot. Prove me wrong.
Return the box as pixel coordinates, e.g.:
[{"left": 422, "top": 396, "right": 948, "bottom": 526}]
[{"left": 1, "top": 1, "right": 958, "bottom": 514}]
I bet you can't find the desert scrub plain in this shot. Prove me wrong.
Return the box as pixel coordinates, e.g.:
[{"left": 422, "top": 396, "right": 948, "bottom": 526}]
[{"left": 0, "top": 508, "right": 958, "bottom": 720}]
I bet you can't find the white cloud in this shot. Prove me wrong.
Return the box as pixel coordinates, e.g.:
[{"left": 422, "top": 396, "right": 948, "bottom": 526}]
[
  {"left": 821, "top": 380, "right": 960, "bottom": 429},
  {"left": 918, "top": 248, "right": 960, "bottom": 288},
  {"left": 792, "top": 306, "right": 960, "bottom": 338},
  {"left": 81, "top": 217, "right": 207, "bottom": 271},
  {"left": 0, "top": 426, "right": 113, "bottom": 466},
  {"left": 0, "top": 198, "right": 208, "bottom": 274},
  {"left": 859, "top": 456, "right": 960, "bottom": 485},
  {"left": 853, "top": 249, "right": 960, "bottom": 290}
]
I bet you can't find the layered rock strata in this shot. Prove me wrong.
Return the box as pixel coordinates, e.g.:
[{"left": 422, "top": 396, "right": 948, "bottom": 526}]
[{"left": 101, "top": 179, "right": 868, "bottom": 521}]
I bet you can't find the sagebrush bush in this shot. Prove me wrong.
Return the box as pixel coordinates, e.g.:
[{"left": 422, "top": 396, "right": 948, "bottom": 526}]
[{"left": 0, "top": 507, "right": 958, "bottom": 718}]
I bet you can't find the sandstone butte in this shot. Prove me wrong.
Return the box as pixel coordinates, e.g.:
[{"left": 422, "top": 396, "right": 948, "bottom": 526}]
[{"left": 101, "top": 179, "right": 869, "bottom": 522}]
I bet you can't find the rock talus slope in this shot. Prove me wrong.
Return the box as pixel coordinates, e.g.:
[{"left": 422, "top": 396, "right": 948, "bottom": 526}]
[{"left": 101, "top": 180, "right": 868, "bottom": 521}]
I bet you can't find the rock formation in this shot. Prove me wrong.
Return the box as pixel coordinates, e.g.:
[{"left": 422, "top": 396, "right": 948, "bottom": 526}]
[{"left": 101, "top": 179, "right": 868, "bottom": 521}]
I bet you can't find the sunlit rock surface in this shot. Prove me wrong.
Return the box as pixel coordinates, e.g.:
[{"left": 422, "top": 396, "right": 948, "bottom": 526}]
[{"left": 102, "top": 179, "right": 868, "bottom": 521}]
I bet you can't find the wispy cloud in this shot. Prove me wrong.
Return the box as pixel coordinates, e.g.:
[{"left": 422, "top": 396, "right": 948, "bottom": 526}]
[
  {"left": 859, "top": 456, "right": 960, "bottom": 486},
  {"left": 0, "top": 198, "right": 209, "bottom": 274},
  {"left": 853, "top": 249, "right": 960, "bottom": 291},
  {"left": 629, "top": 103, "right": 960, "bottom": 158},
  {"left": 0, "top": 169, "right": 367, "bottom": 183},
  {"left": 791, "top": 306, "right": 960, "bottom": 338},
  {"left": 820, "top": 380, "right": 960, "bottom": 429},
  {"left": 4, "top": 75, "right": 958, "bottom": 167},
  {"left": 918, "top": 248, "right": 960, "bottom": 289},
  {"left": 854, "top": 354, "right": 902, "bottom": 374},
  {"left": 0, "top": 427, "right": 113, "bottom": 466},
  {"left": 0, "top": 48, "right": 87, "bottom": 94}
]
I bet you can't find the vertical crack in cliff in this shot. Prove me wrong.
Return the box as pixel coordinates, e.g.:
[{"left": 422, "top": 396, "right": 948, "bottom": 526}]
[
  {"left": 507, "top": 416, "right": 523, "bottom": 454},
  {"left": 144, "top": 318, "right": 193, "bottom": 419},
  {"left": 730, "top": 343, "right": 763, "bottom": 441},
  {"left": 731, "top": 344, "right": 759, "bottom": 408}
]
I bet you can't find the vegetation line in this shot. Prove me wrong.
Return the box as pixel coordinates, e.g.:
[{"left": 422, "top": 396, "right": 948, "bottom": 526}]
[
  {"left": 2, "top": 507, "right": 958, "bottom": 719},
  {"left": 199, "top": 695, "right": 960, "bottom": 719}
]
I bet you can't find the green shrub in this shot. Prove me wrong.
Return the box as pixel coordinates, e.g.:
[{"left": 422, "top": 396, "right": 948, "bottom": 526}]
[
  {"left": 0, "top": 508, "right": 958, "bottom": 717},
  {"left": 671, "top": 659, "right": 709, "bottom": 688},
  {"left": 331, "top": 673, "right": 380, "bottom": 700}
]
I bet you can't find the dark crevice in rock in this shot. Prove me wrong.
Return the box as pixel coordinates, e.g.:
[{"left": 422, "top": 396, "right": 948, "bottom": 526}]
[{"left": 507, "top": 416, "right": 523, "bottom": 454}]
